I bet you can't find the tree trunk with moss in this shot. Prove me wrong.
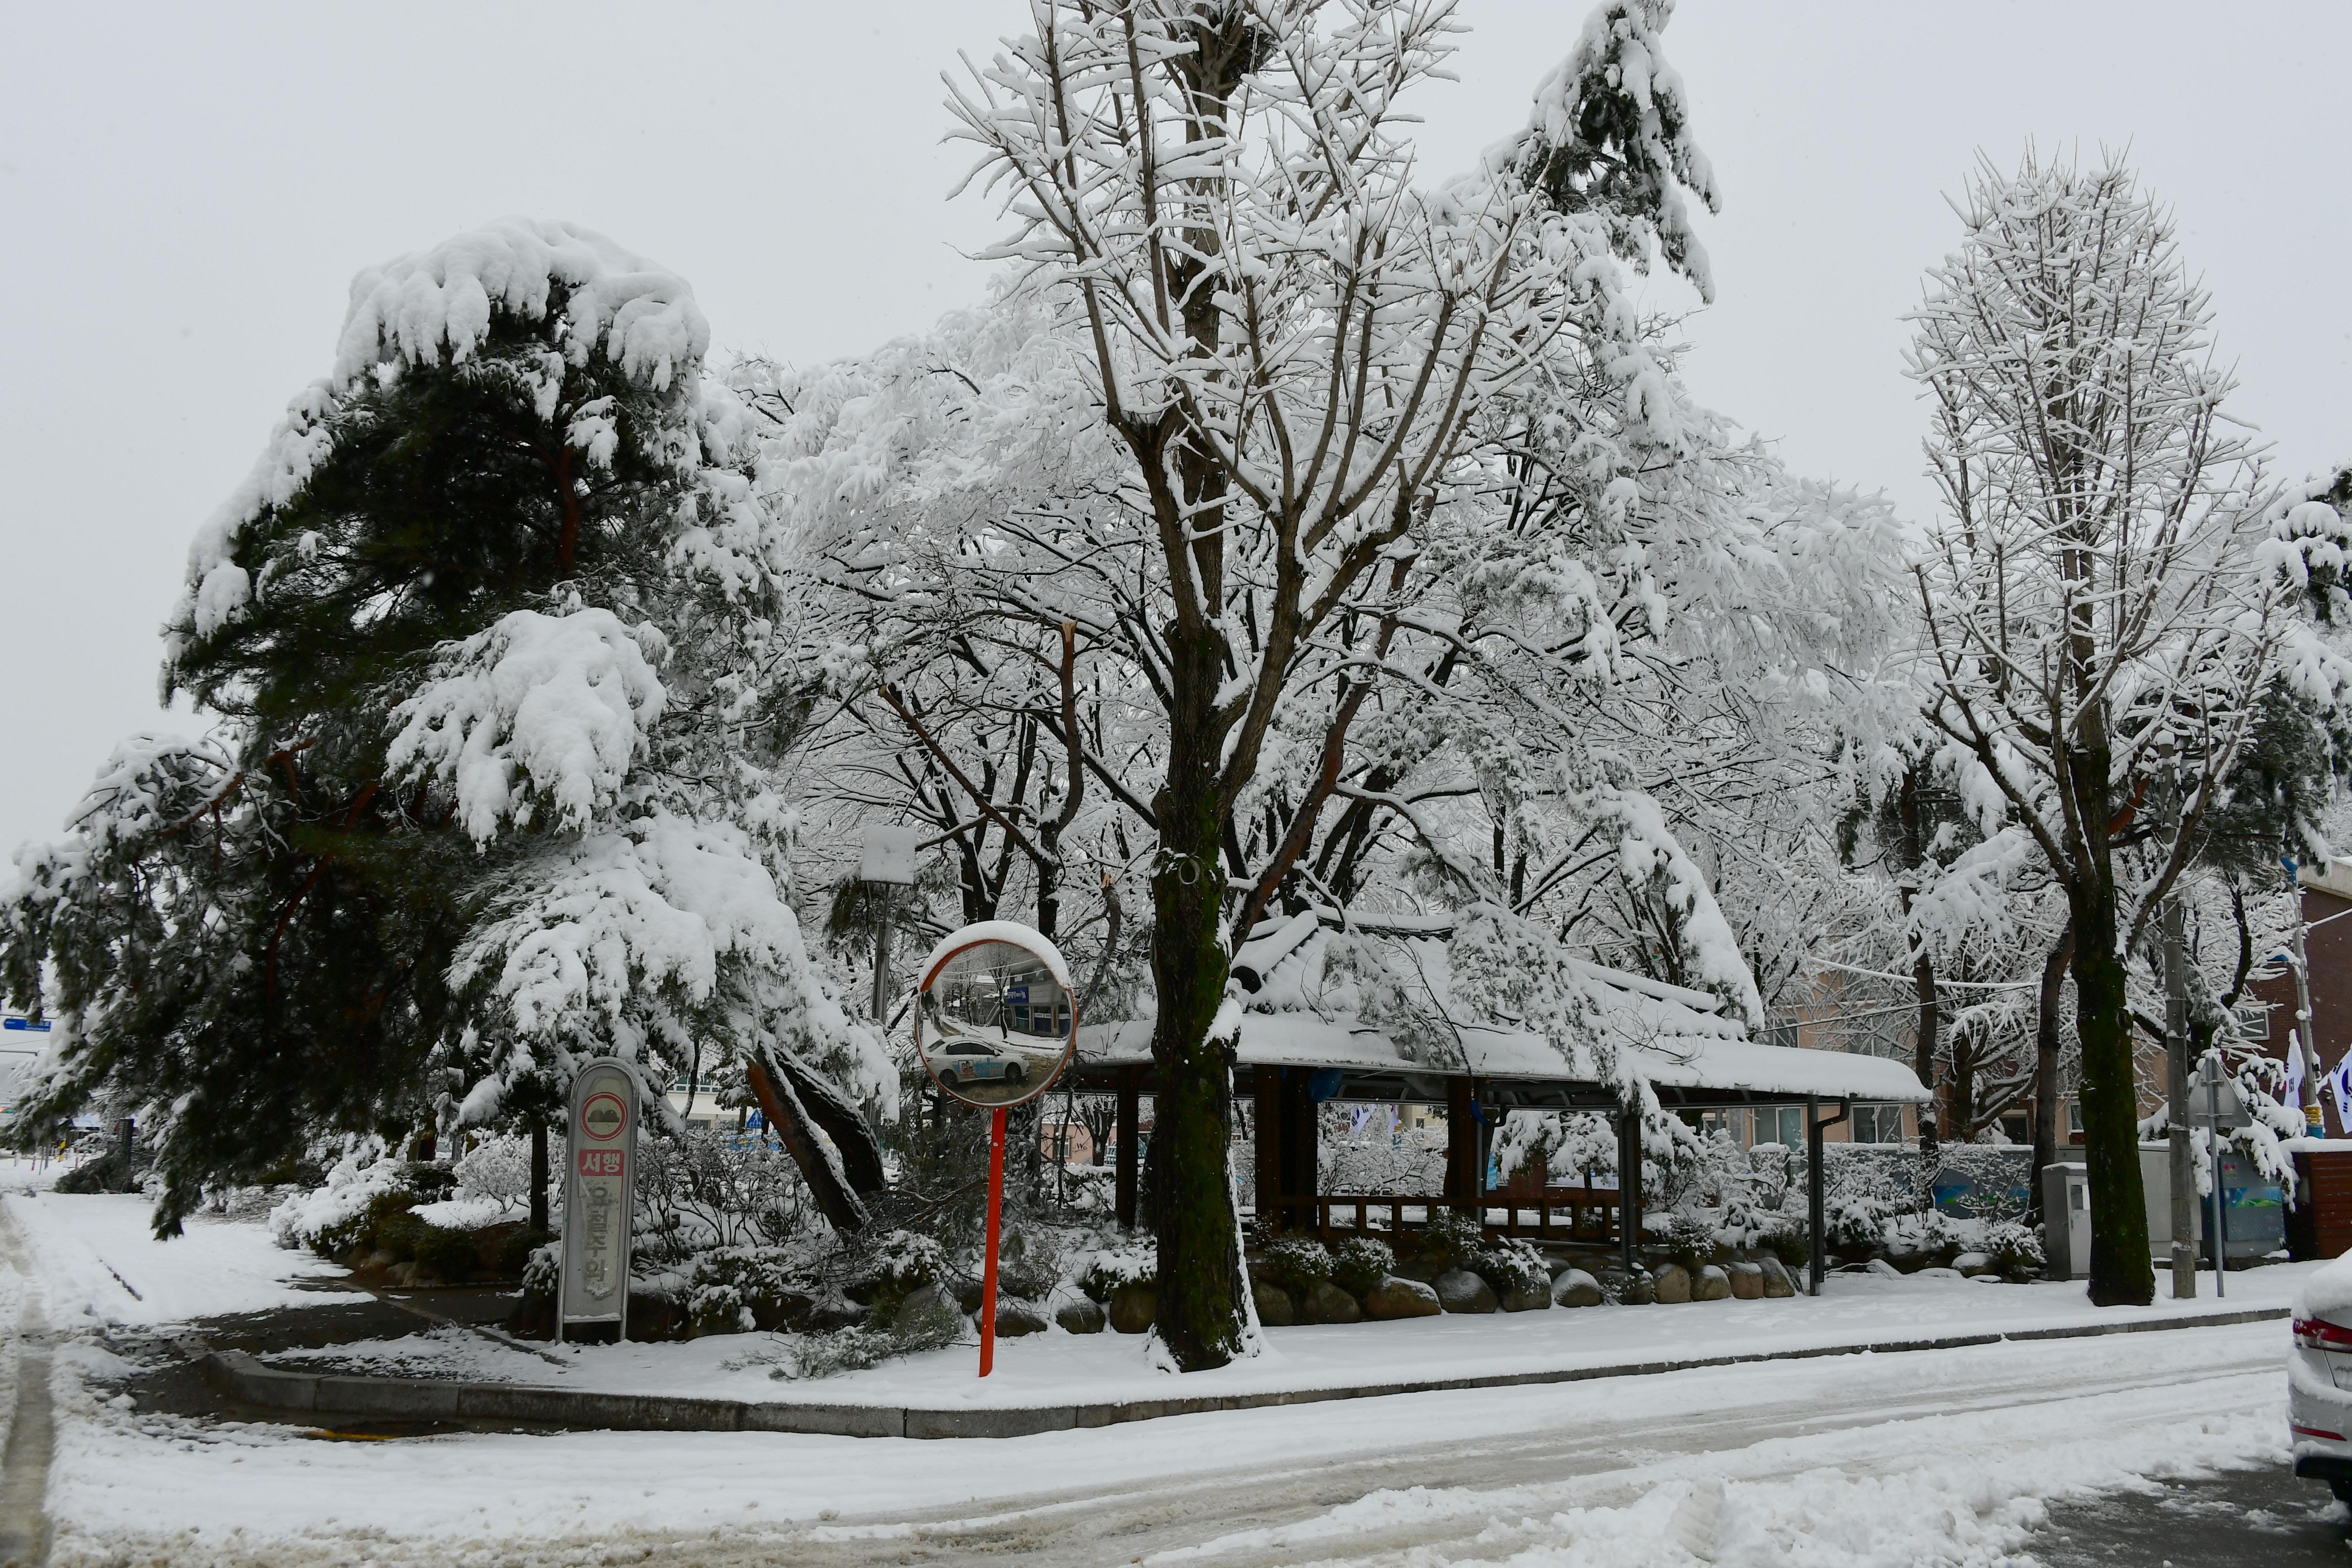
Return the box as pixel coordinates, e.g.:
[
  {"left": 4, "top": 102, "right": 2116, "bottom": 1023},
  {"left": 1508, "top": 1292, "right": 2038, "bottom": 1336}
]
[{"left": 2069, "top": 890, "right": 2152, "bottom": 1305}]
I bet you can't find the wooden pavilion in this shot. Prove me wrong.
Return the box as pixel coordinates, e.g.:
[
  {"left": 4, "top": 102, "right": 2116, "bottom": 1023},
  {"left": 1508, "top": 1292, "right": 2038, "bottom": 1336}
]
[{"left": 1066, "top": 920, "right": 1931, "bottom": 1295}]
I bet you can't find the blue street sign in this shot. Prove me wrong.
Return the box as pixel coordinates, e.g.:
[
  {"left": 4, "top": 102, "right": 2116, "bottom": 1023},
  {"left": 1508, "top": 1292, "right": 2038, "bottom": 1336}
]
[
  {"left": 3, "top": 1018, "right": 50, "bottom": 1032},
  {"left": 1007, "top": 985, "right": 1030, "bottom": 1004}
]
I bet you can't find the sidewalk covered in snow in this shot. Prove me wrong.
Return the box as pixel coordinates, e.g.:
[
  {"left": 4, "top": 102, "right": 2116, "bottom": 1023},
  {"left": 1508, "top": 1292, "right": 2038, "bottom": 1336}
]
[{"left": 1070, "top": 916, "right": 1930, "bottom": 1293}]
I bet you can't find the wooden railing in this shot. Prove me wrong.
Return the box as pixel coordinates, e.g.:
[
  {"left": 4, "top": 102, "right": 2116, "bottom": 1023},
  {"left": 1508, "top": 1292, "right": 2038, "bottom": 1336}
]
[{"left": 1264, "top": 1189, "right": 1622, "bottom": 1243}]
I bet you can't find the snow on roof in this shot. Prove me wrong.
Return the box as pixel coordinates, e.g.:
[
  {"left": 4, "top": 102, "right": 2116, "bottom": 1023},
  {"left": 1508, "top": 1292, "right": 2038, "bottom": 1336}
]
[{"left": 1079, "top": 923, "right": 1929, "bottom": 1105}]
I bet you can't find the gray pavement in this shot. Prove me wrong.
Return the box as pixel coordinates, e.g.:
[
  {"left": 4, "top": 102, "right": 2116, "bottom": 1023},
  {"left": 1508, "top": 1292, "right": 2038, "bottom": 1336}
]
[{"left": 2034, "top": 1465, "right": 2351, "bottom": 1565}]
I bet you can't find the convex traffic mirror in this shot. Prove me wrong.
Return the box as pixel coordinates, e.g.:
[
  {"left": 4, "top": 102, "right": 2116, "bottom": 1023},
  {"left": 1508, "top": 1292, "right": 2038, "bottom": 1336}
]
[{"left": 915, "top": 922, "right": 1077, "bottom": 1110}]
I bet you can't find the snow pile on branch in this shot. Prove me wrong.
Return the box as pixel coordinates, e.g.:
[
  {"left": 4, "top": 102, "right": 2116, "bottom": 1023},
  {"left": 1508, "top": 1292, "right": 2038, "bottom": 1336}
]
[
  {"left": 450, "top": 811, "right": 888, "bottom": 1119},
  {"left": 387, "top": 609, "right": 667, "bottom": 845},
  {"left": 335, "top": 217, "right": 708, "bottom": 392},
  {"left": 169, "top": 218, "right": 753, "bottom": 665},
  {"left": 1507, "top": 0, "right": 1720, "bottom": 299}
]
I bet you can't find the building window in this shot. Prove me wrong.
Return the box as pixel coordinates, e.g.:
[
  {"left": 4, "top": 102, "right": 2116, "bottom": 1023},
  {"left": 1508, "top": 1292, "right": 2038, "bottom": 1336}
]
[
  {"left": 2066, "top": 1101, "right": 2085, "bottom": 1137},
  {"left": 1754, "top": 1106, "right": 1804, "bottom": 1148},
  {"left": 1851, "top": 1103, "right": 1906, "bottom": 1144},
  {"left": 1767, "top": 1018, "right": 1801, "bottom": 1051}
]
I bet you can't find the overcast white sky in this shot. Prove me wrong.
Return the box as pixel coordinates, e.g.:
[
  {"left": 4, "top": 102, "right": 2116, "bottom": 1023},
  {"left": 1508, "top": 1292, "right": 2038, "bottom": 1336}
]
[{"left": 2, "top": 2, "right": 2347, "bottom": 854}]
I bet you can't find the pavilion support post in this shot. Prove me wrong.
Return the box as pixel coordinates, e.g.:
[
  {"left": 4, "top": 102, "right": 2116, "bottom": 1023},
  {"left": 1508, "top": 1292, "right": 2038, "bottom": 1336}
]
[
  {"left": 1116, "top": 1069, "right": 1141, "bottom": 1230},
  {"left": 1446, "top": 1077, "right": 1478, "bottom": 1214},
  {"left": 1617, "top": 1108, "right": 1642, "bottom": 1277},
  {"left": 1277, "top": 1069, "right": 1317, "bottom": 1233},
  {"left": 1252, "top": 1066, "right": 1282, "bottom": 1236},
  {"left": 1807, "top": 1097, "right": 1849, "bottom": 1297},
  {"left": 1807, "top": 1096, "right": 1824, "bottom": 1296}
]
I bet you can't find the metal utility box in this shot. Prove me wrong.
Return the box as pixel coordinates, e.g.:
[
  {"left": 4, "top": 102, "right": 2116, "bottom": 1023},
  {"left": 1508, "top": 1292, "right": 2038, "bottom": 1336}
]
[
  {"left": 2042, "top": 1163, "right": 2090, "bottom": 1280},
  {"left": 2138, "top": 1144, "right": 2287, "bottom": 1261}
]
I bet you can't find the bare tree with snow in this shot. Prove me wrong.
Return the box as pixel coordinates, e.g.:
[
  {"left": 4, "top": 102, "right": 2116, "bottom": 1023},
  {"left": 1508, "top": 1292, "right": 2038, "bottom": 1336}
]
[{"left": 1905, "top": 151, "right": 2350, "bottom": 1305}]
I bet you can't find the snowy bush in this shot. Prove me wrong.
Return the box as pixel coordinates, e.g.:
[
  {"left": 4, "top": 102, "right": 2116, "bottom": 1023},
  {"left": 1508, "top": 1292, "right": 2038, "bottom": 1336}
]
[
  {"left": 633, "top": 1130, "right": 816, "bottom": 1265},
  {"left": 687, "top": 1246, "right": 803, "bottom": 1337},
  {"left": 1076, "top": 1241, "right": 1156, "bottom": 1302},
  {"left": 1881, "top": 1209, "right": 1968, "bottom": 1267},
  {"left": 1330, "top": 1236, "right": 1394, "bottom": 1297},
  {"left": 1745, "top": 1141, "right": 1792, "bottom": 1210},
  {"left": 452, "top": 1134, "right": 532, "bottom": 1211},
  {"left": 520, "top": 1239, "right": 561, "bottom": 1299},
  {"left": 1471, "top": 1236, "right": 1551, "bottom": 1297},
  {"left": 1982, "top": 1220, "right": 2044, "bottom": 1277},
  {"left": 857, "top": 1228, "right": 947, "bottom": 1298},
  {"left": 1258, "top": 1235, "right": 1334, "bottom": 1295},
  {"left": 1414, "top": 1209, "right": 1487, "bottom": 1271},
  {"left": 1656, "top": 1212, "right": 1723, "bottom": 1271},
  {"left": 268, "top": 1143, "right": 409, "bottom": 1255}
]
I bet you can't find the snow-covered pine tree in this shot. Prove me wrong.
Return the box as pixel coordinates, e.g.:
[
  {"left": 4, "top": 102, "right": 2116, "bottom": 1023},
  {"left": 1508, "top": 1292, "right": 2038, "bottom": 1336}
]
[{"left": 1, "top": 219, "right": 887, "bottom": 1233}]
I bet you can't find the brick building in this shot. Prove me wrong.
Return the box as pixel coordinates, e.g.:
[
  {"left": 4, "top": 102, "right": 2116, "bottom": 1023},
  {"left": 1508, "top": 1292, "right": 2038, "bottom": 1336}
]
[{"left": 2244, "top": 860, "right": 2352, "bottom": 1135}]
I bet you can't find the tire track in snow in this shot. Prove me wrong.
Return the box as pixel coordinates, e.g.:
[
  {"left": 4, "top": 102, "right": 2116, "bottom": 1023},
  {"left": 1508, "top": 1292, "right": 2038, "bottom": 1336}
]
[
  {"left": 42, "top": 1326, "right": 2290, "bottom": 1568},
  {"left": 0, "top": 1201, "right": 52, "bottom": 1568}
]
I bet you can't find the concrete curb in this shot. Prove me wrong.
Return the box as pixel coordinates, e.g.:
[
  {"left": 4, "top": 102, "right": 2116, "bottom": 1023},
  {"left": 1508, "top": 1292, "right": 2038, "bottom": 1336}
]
[{"left": 201, "top": 1304, "right": 2292, "bottom": 1440}]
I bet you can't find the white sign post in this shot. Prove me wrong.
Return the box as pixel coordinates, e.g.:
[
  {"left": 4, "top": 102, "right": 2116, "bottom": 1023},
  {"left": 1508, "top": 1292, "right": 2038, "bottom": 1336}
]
[
  {"left": 914, "top": 921, "right": 1078, "bottom": 1377},
  {"left": 559, "top": 1056, "right": 643, "bottom": 1342},
  {"left": 860, "top": 824, "right": 921, "bottom": 1026}
]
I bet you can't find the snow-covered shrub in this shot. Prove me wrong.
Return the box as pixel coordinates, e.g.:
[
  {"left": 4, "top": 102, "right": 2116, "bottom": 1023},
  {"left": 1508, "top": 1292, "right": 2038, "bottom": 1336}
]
[
  {"left": 520, "top": 1240, "right": 561, "bottom": 1300},
  {"left": 858, "top": 1229, "right": 947, "bottom": 1299},
  {"left": 452, "top": 1134, "right": 532, "bottom": 1211},
  {"left": 268, "top": 1144, "right": 411, "bottom": 1256},
  {"left": 687, "top": 1246, "right": 803, "bottom": 1337},
  {"left": 1330, "top": 1236, "right": 1394, "bottom": 1296},
  {"left": 1881, "top": 1209, "right": 1968, "bottom": 1268},
  {"left": 1258, "top": 1235, "right": 1334, "bottom": 1295},
  {"left": 1982, "top": 1220, "right": 2044, "bottom": 1277},
  {"left": 1414, "top": 1209, "right": 1487, "bottom": 1271},
  {"left": 1077, "top": 1240, "right": 1156, "bottom": 1302},
  {"left": 1745, "top": 1141, "right": 1792, "bottom": 1211},
  {"left": 1759, "top": 1221, "right": 1810, "bottom": 1273},
  {"left": 1805, "top": 1143, "right": 1927, "bottom": 1252},
  {"left": 1656, "top": 1212, "right": 1723, "bottom": 1271},
  {"left": 1471, "top": 1236, "right": 1550, "bottom": 1297},
  {"left": 633, "top": 1130, "right": 816, "bottom": 1265},
  {"left": 996, "top": 1227, "right": 1064, "bottom": 1302}
]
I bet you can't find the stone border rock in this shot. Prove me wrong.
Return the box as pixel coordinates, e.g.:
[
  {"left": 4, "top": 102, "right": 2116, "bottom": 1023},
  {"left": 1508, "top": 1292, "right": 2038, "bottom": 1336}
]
[{"left": 201, "top": 1304, "right": 2290, "bottom": 1441}]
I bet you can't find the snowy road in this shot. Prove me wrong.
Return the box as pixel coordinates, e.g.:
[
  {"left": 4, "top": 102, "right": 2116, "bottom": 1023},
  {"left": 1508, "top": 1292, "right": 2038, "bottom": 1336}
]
[
  {"left": 0, "top": 1184, "right": 2311, "bottom": 1564},
  {"left": 49, "top": 1320, "right": 2298, "bottom": 1566}
]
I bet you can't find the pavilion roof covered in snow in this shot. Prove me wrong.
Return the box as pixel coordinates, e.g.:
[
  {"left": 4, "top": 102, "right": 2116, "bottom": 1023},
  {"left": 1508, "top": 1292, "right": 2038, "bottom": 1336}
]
[{"left": 1072, "top": 913, "right": 1929, "bottom": 1111}]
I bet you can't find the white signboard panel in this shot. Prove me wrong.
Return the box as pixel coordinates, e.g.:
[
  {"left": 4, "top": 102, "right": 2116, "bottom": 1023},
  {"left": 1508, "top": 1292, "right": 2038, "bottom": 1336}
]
[
  {"left": 858, "top": 823, "right": 921, "bottom": 885},
  {"left": 560, "top": 1057, "right": 642, "bottom": 1338}
]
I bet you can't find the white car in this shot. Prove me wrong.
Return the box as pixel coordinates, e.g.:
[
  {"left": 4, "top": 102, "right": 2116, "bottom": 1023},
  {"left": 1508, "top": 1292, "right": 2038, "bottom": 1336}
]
[{"left": 2289, "top": 1256, "right": 2352, "bottom": 1500}]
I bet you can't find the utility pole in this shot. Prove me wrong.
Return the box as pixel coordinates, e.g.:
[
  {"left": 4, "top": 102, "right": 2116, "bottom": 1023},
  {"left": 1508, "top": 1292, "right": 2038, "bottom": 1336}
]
[
  {"left": 2287, "top": 855, "right": 2325, "bottom": 1133},
  {"left": 2162, "top": 887, "right": 2196, "bottom": 1299},
  {"left": 2161, "top": 762, "right": 2197, "bottom": 1300}
]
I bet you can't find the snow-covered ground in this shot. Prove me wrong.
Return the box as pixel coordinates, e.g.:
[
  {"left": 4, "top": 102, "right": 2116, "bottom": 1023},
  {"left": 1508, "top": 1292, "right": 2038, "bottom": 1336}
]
[
  {"left": 0, "top": 1178, "right": 346, "bottom": 1330},
  {"left": 0, "top": 1182, "right": 2317, "bottom": 1564},
  {"left": 41, "top": 1318, "right": 2301, "bottom": 1566},
  {"left": 262, "top": 1257, "right": 2316, "bottom": 1415}
]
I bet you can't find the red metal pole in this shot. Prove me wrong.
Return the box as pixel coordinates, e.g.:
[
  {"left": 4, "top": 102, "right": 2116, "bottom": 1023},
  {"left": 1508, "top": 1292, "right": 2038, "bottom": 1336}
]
[{"left": 980, "top": 1105, "right": 1007, "bottom": 1377}]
